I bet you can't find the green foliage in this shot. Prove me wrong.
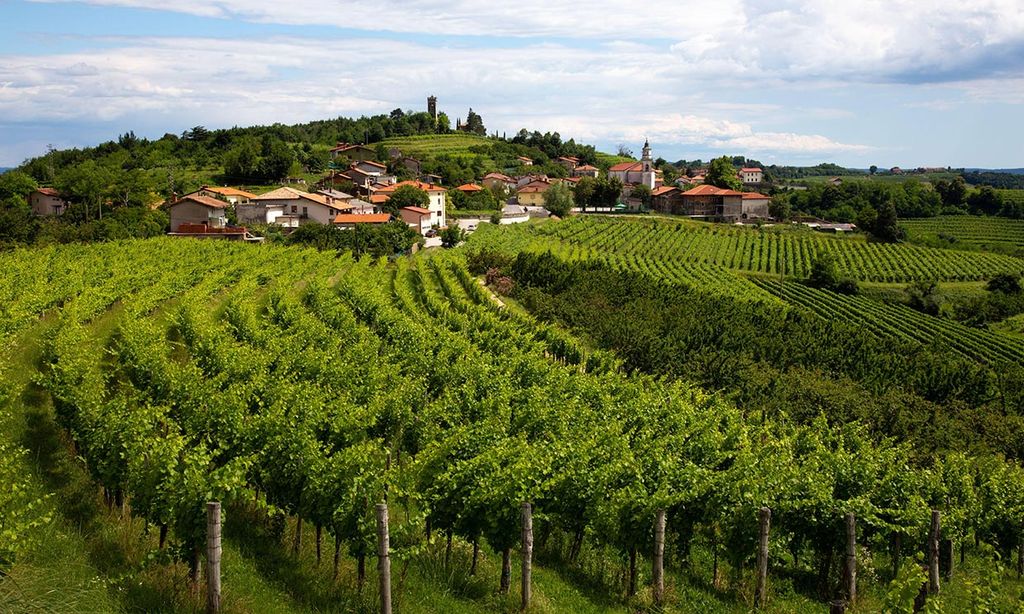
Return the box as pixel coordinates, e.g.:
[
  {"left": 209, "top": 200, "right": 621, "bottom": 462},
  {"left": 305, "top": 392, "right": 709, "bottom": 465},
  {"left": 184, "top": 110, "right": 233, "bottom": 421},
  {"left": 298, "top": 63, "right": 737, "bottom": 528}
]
[
  {"left": 882, "top": 558, "right": 927, "bottom": 614},
  {"left": 286, "top": 219, "right": 418, "bottom": 257},
  {"left": 705, "top": 156, "right": 741, "bottom": 190},
  {"left": 440, "top": 225, "right": 465, "bottom": 248},
  {"left": 542, "top": 182, "right": 574, "bottom": 217},
  {"left": 384, "top": 185, "right": 430, "bottom": 215}
]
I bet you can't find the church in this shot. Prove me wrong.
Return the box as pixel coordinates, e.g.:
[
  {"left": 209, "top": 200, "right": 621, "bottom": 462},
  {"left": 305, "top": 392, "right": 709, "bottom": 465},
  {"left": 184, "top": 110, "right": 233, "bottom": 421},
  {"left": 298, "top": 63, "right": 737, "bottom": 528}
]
[{"left": 607, "top": 140, "right": 660, "bottom": 189}]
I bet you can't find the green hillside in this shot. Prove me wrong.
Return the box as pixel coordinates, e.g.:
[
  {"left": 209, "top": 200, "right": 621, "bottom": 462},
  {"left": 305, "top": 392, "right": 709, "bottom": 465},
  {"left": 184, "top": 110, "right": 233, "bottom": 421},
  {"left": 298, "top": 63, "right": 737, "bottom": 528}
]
[{"left": 379, "top": 133, "right": 494, "bottom": 159}]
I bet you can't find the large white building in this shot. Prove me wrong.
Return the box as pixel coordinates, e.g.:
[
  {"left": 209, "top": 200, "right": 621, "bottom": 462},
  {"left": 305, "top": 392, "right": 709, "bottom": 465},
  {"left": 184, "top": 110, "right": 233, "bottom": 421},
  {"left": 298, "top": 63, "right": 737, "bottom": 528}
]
[
  {"left": 237, "top": 186, "right": 352, "bottom": 228},
  {"left": 373, "top": 181, "right": 447, "bottom": 228},
  {"left": 607, "top": 140, "right": 658, "bottom": 189}
]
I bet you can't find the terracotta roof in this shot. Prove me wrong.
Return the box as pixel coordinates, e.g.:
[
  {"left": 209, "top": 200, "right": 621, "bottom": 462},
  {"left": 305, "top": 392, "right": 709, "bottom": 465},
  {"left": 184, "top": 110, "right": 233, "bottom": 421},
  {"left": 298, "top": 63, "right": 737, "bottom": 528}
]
[
  {"left": 252, "top": 186, "right": 335, "bottom": 206},
  {"left": 742, "top": 192, "right": 771, "bottom": 199},
  {"left": 331, "top": 143, "right": 374, "bottom": 153},
  {"left": 200, "top": 185, "right": 257, "bottom": 199},
  {"left": 369, "top": 195, "right": 390, "bottom": 204},
  {"left": 740, "top": 167, "right": 762, "bottom": 173},
  {"left": 518, "top": 182, "right": 551, "bottom": 194},
  {"left": 333, "top": 213, "right": 391, "bottom": 224},
  {"left": 376, "top": 180, "right": 446, "bottom": 194},
  {"left": 652, "top": 186, "right": 678, "bottom": 196},
  {"left": 401, "top": 206, "right": 431, "bottom": 215},
  {"left": 171, "top": 194, "right": 228, "bottom": 209},
  {"left": 35, "top": 187, "right": 61, "bottom": 197},
  {"left": 575, "top": 164, "right": 598, "bottom": 171},
  {"left": 609, "top": 161, "right": 644, "bottom": 172},
  {"left": 682, "top": 185, "right": 745, "bottom": 197},
  {"left": 456, "top": 183, "right": 484, "bottom": 192},
  {"left": 484, "top": 172, "right": 514, "bottom": 182},
  {"left": 355, "top": 160, "right": 386, "bottom": 170}
]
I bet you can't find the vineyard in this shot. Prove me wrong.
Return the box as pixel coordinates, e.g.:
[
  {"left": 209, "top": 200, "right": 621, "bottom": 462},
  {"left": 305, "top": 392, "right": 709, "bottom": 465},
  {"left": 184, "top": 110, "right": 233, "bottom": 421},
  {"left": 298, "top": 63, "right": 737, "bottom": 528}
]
[
  {"left": 489, "top": 216, "right": 1024, "bottom": 283},
  {"left": 902, "top": 215, "right": 1024, "bottom": 248},
  {"left": 1, "top": 238, "right": 1023, "bottom": 613},
  {"left": 378, "top": 134, "right": 494, "bottom": 160}
]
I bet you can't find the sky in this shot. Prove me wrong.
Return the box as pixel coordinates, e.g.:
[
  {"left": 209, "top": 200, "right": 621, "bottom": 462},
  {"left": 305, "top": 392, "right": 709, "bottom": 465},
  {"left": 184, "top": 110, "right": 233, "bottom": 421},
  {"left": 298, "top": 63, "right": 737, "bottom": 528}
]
[{"left": 1, "top": 0, "right": 1023, "bottom": 168}]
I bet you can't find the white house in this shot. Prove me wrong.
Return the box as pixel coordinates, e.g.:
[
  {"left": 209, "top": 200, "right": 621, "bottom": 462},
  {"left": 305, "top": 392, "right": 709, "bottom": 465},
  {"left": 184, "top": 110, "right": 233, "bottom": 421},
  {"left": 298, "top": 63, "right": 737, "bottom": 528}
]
[
  {"left": 607, "top": 140, "right": 658, "bottom": 189},
  {"left": 740, "top": 167, "right": 763, "bottom": 185}
]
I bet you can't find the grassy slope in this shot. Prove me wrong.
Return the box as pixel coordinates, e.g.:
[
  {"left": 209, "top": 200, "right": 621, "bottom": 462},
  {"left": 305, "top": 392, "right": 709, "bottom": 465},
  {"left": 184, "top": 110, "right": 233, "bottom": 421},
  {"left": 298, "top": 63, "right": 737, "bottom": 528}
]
[{"left": 379, "top": 134, "right": 493, "bottom": 160}]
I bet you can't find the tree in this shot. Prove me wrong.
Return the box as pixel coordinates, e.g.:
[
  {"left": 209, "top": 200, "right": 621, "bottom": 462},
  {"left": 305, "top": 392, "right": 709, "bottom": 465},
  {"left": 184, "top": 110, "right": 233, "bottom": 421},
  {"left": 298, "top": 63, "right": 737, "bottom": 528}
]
[
  {"left": 967, "top": 186, "right": 1002, "bottom": 216},
  {"left": 260, "top": 137, "right": 295, "bottom": 181},
  {"left": 807, "top": 250, "right": 840, "bottom": 290},
  {"left": 905, "top": 280, "right": 941, "bottom": 315},
  {"left": 631, "top": 184, "right": 652, "bottom": 209},
  {"left": 616, "top": 144, "right": 633, "bottom": 158},
  {"left": 383, "top": 185, "right": 429, "bottom": 215},
  {"left": 222, "top": 137, "right": 262, "bottom": 180},
  {"left": 871, "top": 201, "right": 903, "bottom": 242},
  {"left": 935, "top": 177, "right": 967, "bottom": 207},
  {"left": 0, "top": 171, "right": 38, "bottom": 206},
  {"left": 464, "top": 109, "right": 486, "bottom": 136},
  {"left": 987, "top": 273, "right": 1022, "bottom": 295},
  {"left": 542, "top": 182, "right": 574, "bottom": 218},
  {"left": 595, "top": 176, "right": 624, "bottom": 209},
  {"left": 869, "top": 165, "right": 878, "bottom": 175},
  {"left": 705, "top": 156, "right": 741, "bottom": 190},
  {"left": 573, "top": 176, "right": 597, "bottom": 211},
  {"left": 440, "top": 225, "right": 465, "bottom": 248},
  {"left": 769, "top": 198, "right": 792, "bottom": 221}
]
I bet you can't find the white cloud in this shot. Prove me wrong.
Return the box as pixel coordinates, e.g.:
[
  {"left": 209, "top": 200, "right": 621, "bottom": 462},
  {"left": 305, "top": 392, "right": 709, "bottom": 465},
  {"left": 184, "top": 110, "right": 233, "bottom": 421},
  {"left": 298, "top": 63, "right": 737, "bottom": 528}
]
[
  {"left": 0, "top": 35, "right": 871, "bottom": 161},
  {"left": 29, "top": 0, "right": 1024, "bottom": 86}
]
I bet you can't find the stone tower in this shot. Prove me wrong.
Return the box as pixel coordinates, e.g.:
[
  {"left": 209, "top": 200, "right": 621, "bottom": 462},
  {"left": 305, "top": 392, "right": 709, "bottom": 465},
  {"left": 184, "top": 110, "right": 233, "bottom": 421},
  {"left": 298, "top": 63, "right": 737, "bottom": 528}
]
[{"left": 427, "top": 95, "right": 437, "bottom": 122}]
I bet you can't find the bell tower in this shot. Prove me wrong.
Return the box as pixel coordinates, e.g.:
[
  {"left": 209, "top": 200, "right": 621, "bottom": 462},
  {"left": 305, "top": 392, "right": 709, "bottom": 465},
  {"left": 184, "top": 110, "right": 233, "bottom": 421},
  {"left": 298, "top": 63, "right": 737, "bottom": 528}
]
[{"left": 640, "top": 139, "right": 656, "bottom": 189}]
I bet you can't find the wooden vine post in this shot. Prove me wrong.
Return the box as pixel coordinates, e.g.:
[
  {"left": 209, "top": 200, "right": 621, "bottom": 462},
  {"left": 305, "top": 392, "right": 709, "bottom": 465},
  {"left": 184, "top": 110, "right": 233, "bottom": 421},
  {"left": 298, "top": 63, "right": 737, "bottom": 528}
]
[
  {"left": 842, "top": 512, "right": 857, "bottom": 606},
  {"left": 653, "top": 509, "right": 667, "bottom": 606},
  {"left": 206, "top": 501, "right": 222, "bottom": 614},
  {"left": 755, "top": 507, "right": 771, "bottom": 609},
  {"left": 376, "top": 503, "right": 392, "bottom": 614},
  {"left": 521, "top": 502, "right": 533, "bottom": 611},
  {"left": 928, "top": 510, "right": 941, "bottom": 595}
]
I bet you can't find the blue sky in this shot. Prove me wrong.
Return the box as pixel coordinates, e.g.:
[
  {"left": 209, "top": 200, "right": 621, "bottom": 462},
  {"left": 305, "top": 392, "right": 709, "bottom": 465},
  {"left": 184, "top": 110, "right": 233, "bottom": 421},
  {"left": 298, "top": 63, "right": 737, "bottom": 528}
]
[{"left": 1, "top": 0, "right": 1022, "bottom": 168}]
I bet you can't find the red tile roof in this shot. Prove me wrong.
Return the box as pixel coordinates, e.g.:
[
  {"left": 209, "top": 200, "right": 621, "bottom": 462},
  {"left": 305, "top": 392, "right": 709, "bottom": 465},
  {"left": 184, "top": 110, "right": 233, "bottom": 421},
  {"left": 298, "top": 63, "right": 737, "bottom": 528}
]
[
  {"left": 455, "top": 183, "right": 484, "bottom": 192},
  {"left": 742, "top": 192, "right": 770, "bottom": 199},
  {"left": 575, "top": 164, "right": 599, "bottom": 171},
  {"left": 682, "top": 185, "right": 745, "bottom": 197},
  {"left": 35, "top": 187, "right": 61, "bottom": 197},
  {"left": 740, "top": 167, "right": 763, "bottom": 173},
  {"left": 333, "top": 213, "right": 391, "bottom": 224},
  {"left": 484, "top": 172, "right": 514, "bottom": 182},
  {"left": 171, "top": 194, "right": 228, "bottom": 209},
  {"left": 609, "top": 161, "right": 643, "bottom": 172},
  {"left": 401, "top": 206, "right": 431, "bottom": 215},
  {"left": 199, "top": 185, "right": 257, "bottom": 199},
  {"left": 652, "top": 186, "right": 678, "bottom": 196},
  {"left": 377, "top": 180, "right": 446, "bottom": 194}
]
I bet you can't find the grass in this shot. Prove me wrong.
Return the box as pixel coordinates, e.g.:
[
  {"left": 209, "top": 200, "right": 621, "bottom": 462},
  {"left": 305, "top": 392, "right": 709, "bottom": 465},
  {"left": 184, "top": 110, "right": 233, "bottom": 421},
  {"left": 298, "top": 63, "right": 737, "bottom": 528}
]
[{"left": 379, "top": 134, "right": 494, "bottom": 160}]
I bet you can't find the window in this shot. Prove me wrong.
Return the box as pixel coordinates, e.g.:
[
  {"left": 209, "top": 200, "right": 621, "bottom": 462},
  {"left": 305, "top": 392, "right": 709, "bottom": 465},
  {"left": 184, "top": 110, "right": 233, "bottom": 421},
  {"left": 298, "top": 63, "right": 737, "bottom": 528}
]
[
  {"left": 291, "top": 205, "right": 297, "bottom": 213},
  {"left": 302, "top": 206, "right": 308, "bottom": 216}
]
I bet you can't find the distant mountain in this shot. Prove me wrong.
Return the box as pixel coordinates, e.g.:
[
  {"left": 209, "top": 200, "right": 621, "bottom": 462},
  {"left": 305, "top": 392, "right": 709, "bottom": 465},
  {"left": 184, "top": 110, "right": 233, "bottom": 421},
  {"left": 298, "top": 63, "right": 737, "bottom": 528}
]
[
  {"left": 965, "top": 168, "right": 1024, "bottom": 175},
  {"left": 0, "top": 167, "right": 12, "bottom": 174}
]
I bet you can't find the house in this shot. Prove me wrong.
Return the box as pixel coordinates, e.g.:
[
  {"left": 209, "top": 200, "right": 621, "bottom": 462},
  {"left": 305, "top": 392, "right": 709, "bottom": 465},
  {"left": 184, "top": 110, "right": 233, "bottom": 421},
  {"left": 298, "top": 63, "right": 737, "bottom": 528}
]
[
  {"left": 517, "top": 179, "right": 551, "bottom": 207},
  {"left": 516, "top": 156, "right": 534, "bottom": 166},
  {"left": 399, "top": 206, "right": 432, "bottom": 234},
  {"left": 317, "top": 188, "right": 355, "bottom": 204},
  {"left": 352, "top": 159, "right": 387, "bottom": 175},
  {"left": 400, "top": 157, "right": 422, "bottom": 175},
  {"left": 374, "top": 180, "right": 447, "bottom": 227},
  {"left": 607, "top": 140, "right": 658, "bottom": 189},
  {"left": 572, "top": 164, "right": 599, "bottom": 179},
  {"left": 185, "top": 185, "right": 257, "bottom": 205},
  {"left": 330, "top": 143, "right": 376, "bottom": 161},
  {"left": 168, "top": 194, "right": 228, "bottom": 231},
  {"left": 483, "top": 172, "right": 516, "bottom": 191},
  {"left": 740, "top": 193, "right": 771, "bottom": 219},
  {"left": 28, "top": 188, "right": 68, "bottom": 216},
  {"left": 739, "top": 167, "right": 763, "bottom": 185},
  {"left": 332, "top": 213, "right": 392, "bottom": 229},
  {"left": 455, "top": 183, "right": 485, "bottom": 195},
  {"left": 419, "top": 173, "right": 444, "bottom": 185},
  {"left": 556, "top": 156, "right": 580, "bottom": 171},
  {"left": 348, "top": 198, "right": 378, "bottom": 215},
  {"left": 515, "top": 174, "right": 548, "bottom": 189},
  {"left": 237, "top": 186, "right": 351, "bottom": 228},
  {"left": 890, "top": 167, "right": 904, "bottom": 175}
]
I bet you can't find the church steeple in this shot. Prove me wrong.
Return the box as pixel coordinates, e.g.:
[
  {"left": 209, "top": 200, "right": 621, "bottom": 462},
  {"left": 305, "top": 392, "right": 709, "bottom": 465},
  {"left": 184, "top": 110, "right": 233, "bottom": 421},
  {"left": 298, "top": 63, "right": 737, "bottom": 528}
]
[
  {"left": 640, "top": 139, "right": 655, "bottom": 189},
  {"left": 642, "top": 138, "right": 652, "bottom": 162}
]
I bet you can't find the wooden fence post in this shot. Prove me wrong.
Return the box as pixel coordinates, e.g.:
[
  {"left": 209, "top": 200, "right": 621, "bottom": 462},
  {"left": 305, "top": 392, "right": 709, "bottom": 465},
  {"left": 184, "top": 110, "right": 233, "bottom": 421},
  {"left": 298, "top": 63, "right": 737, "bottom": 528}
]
[
  {"left": 939, "top": 538, "right": 953, "bottom": 579},
  {"left": 755, "top": 507, "right": 771, "bottom": 609},
  {"left": 928, "top": 510, "right": 940, "bottom": 595},
  {"left": 377, "top": 503, "right": 392, "bottom": 614},
  {"left": 844, "top": 512, "right": 856, "bottom": 606},
  {"left": 653, "top": 509, "right": 666, "bottom": 606},
  {"left": 206, "top": 501, "right": 222, "bottom": 614},
  {"left": 521, "top": 502, "right": 533, "bottom": 611}
]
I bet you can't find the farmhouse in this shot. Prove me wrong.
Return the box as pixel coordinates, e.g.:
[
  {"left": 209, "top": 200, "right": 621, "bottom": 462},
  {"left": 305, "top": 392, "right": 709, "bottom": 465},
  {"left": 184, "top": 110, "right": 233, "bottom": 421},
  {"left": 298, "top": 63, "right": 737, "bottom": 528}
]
[
  {"left": 167, "top": 194, "right": 228, "bottom": 231},
  {"left": 651, "top": 185, "right": 771, "bottom": 221},
  {"left": 483, "top": 172, "right": 516, "bottom": 191},
  {"left": 516, "top": 156, "right": 534, "bottom": 166},
  {"left": 517, "top": 179, "right": 551, "bottom": 207},
  {"left": 556, "top": 156, "right": 580, "bottom": 171},
  {"left": 572, "top": 164, "right": 599, "bottom": 179},
  {"left": 329, "top": 143, "right": 376, "bottom": 161},
  {"left": 237, "top": 186, "right": 352, "bottom": 227},
  {"left": 28, "top": 188, "right": 68, "bottom": 216}
]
